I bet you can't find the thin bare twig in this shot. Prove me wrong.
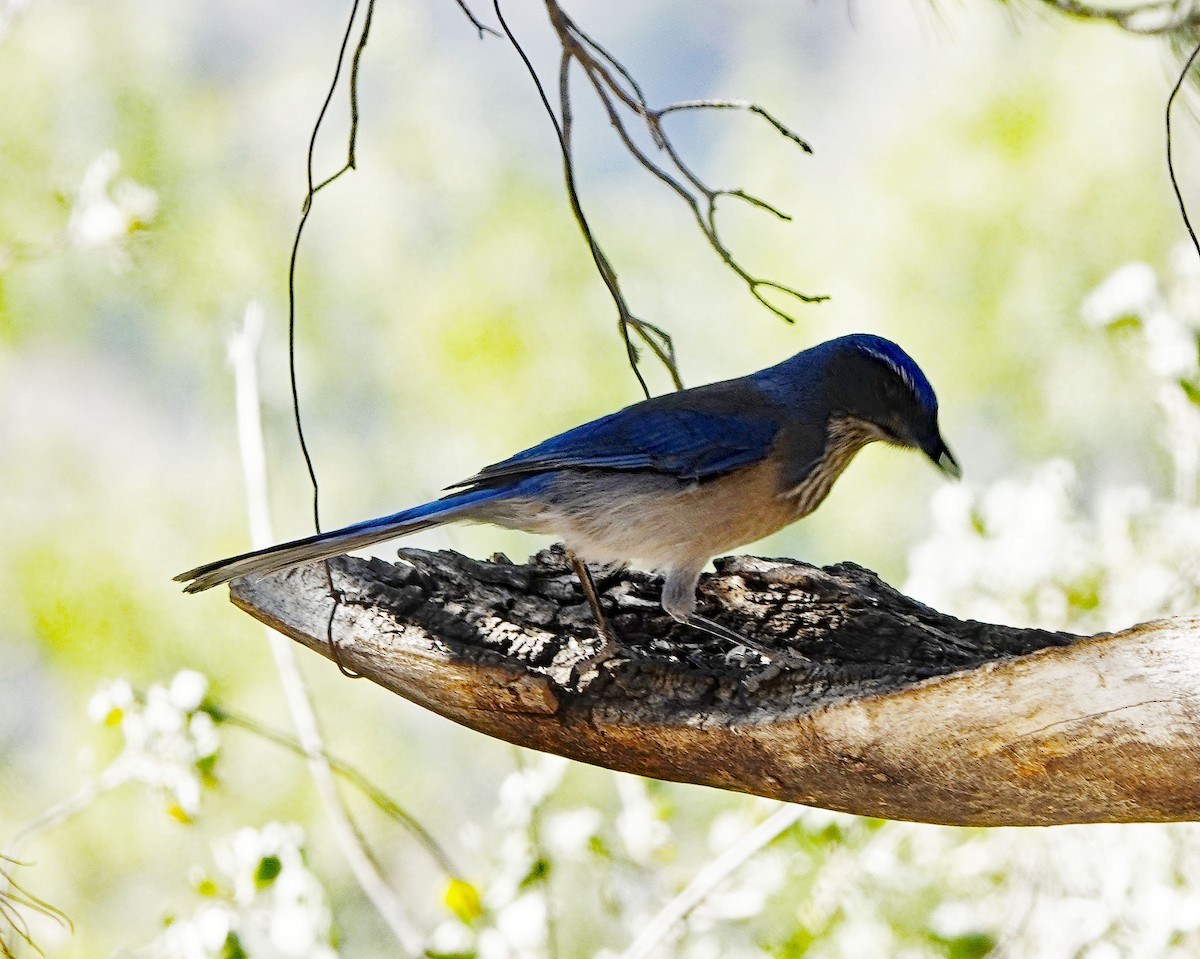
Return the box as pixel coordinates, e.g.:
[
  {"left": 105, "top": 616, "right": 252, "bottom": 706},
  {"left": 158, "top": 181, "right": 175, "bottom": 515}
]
[
  {"left": 495, "top": 0, "right": 825, "bottom": 392},
  {"left": 544, "top": 0, "right": 826, "bottom": 323},
  {"left": 231, "top": 308, "right": 423, "bottom": 956},
  {"left": 619, "top": 804, "right": 804, "bottom": 959},
  {"left": 0, "top": 855, "right": 70, "bottom": 959},
  {"left": 492, "top": 0, "right": 677, "bottom": 396},
  {"left": 2, "top": 780, "right": 111, "bottom": 958},
  {"left": 1039, "top": 0, "right": 1200, "bottom": 33},
  {"left": 453, "top": 0, "right": 500, "bottom": 38},
  {"left": 557, "top": 54, "right": 683, "bottom": 390},
  {"left": 1167, "top": 39, "right": 1200, "bottom": 260},
  {"left": 288, "top": 0, "right": 376, "bottom": 534},
  {"left": 214, "top": 707, "right": 463, "bottom": 880}
]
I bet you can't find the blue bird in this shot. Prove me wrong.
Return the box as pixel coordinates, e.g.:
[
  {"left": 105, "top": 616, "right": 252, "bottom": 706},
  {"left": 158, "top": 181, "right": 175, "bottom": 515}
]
[{"left": 176, "top": 334, "right": 958, "bottom": 647}]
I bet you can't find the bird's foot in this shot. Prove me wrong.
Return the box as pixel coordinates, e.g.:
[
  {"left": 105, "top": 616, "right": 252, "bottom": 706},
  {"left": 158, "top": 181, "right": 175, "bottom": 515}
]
[
  {"left": 685, "top": 613, "right": 808, "bottom": 692},
  {"left": 568, "top": 634, "right": 622, "bottom": 683}
]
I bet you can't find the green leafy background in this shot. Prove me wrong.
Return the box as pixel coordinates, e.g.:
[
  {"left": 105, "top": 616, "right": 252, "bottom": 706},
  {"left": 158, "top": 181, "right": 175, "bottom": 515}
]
[{"left": 0, "top": 0, "right": 1193, "bottom": 956}]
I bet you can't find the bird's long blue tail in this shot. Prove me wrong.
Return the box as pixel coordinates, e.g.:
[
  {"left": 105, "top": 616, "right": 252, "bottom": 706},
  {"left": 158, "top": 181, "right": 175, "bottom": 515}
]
[{"left": 174, "top": 486, "right": 505, "bottom": 593}]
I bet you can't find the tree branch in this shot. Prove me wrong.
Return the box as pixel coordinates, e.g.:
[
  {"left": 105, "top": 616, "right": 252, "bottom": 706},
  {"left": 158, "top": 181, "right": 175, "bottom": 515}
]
[
  {"left": 228, "top": 548, "right": 1200, "bottom": 828},
  {"left": 1038, "top": 0, "right": 1200, "bottom": 33},
  {"left": 541, "top": 0, "right": 826, "bottom": 322}
]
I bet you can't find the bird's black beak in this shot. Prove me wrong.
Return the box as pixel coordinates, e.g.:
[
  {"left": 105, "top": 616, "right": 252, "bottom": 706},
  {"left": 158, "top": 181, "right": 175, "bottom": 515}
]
[{"left": 925, "top": 434, "right": 961, "bottom": 479}]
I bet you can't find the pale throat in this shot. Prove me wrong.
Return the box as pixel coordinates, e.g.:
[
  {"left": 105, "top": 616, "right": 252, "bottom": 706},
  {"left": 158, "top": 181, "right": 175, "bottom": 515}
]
[{"left": 783, "top": 415, "right": 890, "bottom": 515}]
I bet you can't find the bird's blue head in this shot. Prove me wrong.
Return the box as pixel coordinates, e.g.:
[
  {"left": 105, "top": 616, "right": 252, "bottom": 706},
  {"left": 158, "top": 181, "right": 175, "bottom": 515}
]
[{"left": 818, "top": 334, "right": 960, "bottom": 478}]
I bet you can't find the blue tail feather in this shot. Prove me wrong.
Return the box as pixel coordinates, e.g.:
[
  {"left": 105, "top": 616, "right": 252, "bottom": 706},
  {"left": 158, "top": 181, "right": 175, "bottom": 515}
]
[{"left": 175, "top": 485, "right": 508, "bottom": 593}]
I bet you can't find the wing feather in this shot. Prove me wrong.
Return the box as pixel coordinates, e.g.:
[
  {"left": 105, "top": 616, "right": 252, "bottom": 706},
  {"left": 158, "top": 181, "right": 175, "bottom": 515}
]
[{"left": 451, "top": 391, "right": 781, "bottom": 488}]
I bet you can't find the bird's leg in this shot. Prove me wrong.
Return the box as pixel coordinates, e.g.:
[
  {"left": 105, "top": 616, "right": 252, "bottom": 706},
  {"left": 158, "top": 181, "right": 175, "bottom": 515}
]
[
  {"left": 662, "top": 564, "right": 803, "bottom": 678},
  {"left": 685, "top": 612, "right": 778, "bottom": 660},
  {"left": 684, "top": 612, "right": 814, "bottom": 692},
  {"left": 567, "top": 550, "right": 619, "bottom": 668}
]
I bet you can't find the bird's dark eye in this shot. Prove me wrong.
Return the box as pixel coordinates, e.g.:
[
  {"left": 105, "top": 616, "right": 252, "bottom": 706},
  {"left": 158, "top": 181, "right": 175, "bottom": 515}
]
[{"left": 882, "top": 415, "right": 916, "bottom": 444}]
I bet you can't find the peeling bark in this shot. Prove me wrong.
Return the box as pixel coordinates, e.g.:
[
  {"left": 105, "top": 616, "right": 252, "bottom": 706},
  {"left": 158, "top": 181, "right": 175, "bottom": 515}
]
[{"left": 229, "top": 547, "right": 1200, "bottom": 827}]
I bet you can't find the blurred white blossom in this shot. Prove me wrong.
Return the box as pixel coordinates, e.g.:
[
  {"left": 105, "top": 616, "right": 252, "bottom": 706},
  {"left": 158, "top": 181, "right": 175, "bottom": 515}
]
[
  {"left": 543, "top": 807, "right": 602, "bottom": 860},
  {"left": 88, "top": 676, "right": 134, "bottom": 725},
  {"left": 905, "top": 460, "right": 1200, "bottom": 631},
  {"left": 169, "top": 670, "right": 209, "bottom": 713},
  {"left": 889, "top": 254, "right": 1200, "bottom": 959},
  {"left": 1082, "top": 262, "right": 1162, "bottom": 337},
  {"left": 613, "top": 774, "right": 671, "bottom": 866},
  {"left": 151, "top": 904, "right": 234, "bottom": 959},
  {"left": 492, "top": 892, "right": 549, "bottom": 954},
  {"left": 427, "top": 918, "right": 475, "bottom": 957},
  {"left": 147, "top": 823, "right": 336, "bottom": 959},
  {"left": 439, "top": 754, "right": 565, "bottom": 959},
  {"left": 495, "top": 754, "right": 568, "bottom": 831},
  {"left": 67, "top": 149, "right": 157, "bottom": 264},
  {"left": 992, "top": 824, "right": 1200, "bottom": 959},
  {"left": 89, "top": 669, "right": 218, "bottom": 820},
  {"left": 1082, "top": 253, "right": 1199, "bottom": 381},
  {"left": 0, "top": 0, "right": 32, "bottom": 42},
  {"left": 908, "top": 250, "right": 1200, "bottom": 631},
  {"left": 1084, "top": 246, "right": 1200, "bottom": 502}
]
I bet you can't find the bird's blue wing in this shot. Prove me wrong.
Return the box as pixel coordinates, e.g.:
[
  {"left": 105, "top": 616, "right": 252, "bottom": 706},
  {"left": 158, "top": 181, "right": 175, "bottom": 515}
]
[{"left": 452, "top": 401, "right": 780, "bottom": 488}]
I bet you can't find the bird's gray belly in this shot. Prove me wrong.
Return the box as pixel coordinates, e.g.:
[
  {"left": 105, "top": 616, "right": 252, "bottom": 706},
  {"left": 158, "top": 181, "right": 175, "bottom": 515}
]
[{"left": 475, "top": 460, "right": 804, "bottom": 570}]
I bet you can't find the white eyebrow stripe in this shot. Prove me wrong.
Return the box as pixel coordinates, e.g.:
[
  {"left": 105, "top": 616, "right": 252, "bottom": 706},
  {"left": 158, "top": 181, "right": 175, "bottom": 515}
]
[{"left": 859, "top": 344, "right": 923, "bottom": 401}]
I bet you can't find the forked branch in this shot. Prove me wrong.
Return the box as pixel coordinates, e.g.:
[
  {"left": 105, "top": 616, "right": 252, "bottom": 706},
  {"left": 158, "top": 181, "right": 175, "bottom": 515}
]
[
  {"left": 490, "top": 0, "right": 825, "bottom": 393},
  {"left": 543, "top": 0, "right": 825, "bottom": 323}
]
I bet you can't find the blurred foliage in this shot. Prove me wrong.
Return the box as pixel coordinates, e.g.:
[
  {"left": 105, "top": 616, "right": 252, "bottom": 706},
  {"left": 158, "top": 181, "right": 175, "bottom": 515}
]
[{"left": 1, "top": 0, "right": 1197, "bottom": 956}]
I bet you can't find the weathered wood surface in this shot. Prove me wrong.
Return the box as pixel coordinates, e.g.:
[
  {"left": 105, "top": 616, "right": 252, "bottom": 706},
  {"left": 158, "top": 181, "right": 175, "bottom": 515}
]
[{"left": 229, "top": 547, "right": 1200, "bottom": 826}]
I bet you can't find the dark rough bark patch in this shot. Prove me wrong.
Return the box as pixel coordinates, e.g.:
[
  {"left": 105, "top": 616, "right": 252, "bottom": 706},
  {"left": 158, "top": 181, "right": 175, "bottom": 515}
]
[
  {"left": 229, "top": 547, "right": 1200, "bottom": 826},
  {"left": 356, "top": 546, "right": 1080, "bottom": 707}
]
